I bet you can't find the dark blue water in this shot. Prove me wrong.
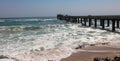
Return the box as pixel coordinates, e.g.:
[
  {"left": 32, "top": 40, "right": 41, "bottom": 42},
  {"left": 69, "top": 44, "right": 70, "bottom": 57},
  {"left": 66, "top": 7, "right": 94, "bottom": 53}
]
[{"left": 0, "top": 17, "right": 67, "bottom": 26}]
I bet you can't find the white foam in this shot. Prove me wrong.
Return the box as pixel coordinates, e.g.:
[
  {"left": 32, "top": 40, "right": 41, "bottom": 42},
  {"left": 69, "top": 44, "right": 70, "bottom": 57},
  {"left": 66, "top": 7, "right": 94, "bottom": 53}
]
[
  {"left": 0, "top": 24, "right": 120, "bottom": 61},
  {"left": 42, "top": 18, "right": 57, "bottom": 21},
  {"left": 11, "top": 46, "right": 74, "bottom": 61},
  {"left": 10, "top": 19, "right": 40, "bottom": 22},
  {"left": 0, "top": 59, "right": 15, "bottom": 61}
]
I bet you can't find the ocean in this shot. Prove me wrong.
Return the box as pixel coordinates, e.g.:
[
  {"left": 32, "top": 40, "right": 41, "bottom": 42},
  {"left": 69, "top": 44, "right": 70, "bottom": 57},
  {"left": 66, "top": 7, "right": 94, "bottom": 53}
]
[{"left": 0, "top": 17, "right": 120, "bottom": 61}]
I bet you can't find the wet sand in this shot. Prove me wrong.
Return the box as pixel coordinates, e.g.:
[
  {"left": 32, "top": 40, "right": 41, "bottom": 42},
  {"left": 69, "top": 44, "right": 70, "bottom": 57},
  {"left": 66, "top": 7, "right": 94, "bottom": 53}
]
[{"left": 61, "top": 43, "right": 120, "bottom": 61}]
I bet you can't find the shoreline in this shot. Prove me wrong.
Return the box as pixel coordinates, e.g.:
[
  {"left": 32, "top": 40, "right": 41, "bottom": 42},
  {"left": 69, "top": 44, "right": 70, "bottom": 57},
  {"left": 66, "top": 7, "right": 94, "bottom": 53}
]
[
  {"left": 0, "top": 42, "right": 120, "bottom": 61},
  {"left": 61, "top": 42, "right": 120, "bottom": 61}
]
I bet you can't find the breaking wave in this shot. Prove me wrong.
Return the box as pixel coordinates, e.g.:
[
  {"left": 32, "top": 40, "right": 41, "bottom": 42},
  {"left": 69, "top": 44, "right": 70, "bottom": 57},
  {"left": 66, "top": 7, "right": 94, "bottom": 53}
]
[{"left": 0, "top": 24, "right": 64, "bottom": 32}]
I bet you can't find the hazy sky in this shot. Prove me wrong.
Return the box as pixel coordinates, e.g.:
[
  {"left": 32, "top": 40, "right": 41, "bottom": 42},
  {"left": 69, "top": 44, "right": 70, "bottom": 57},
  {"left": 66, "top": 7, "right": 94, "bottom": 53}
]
[{"left": 0, "top": 0, "right": 120, "bottom": 18}]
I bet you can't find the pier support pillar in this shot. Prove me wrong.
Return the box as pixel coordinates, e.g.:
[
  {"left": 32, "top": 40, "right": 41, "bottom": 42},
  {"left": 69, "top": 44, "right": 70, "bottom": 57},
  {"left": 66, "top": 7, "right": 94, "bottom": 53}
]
[
  {"left": 101, "top": 20, "right": 105, "bottom": 30},
  {"left": 94, "top": 19, "right": 97, "bottom": 28},
  {"left": 78, "top": 18, "right": 80, "bottom": 23},
  {"left": 77, "top": 18, "right": 79, "bottom": 23},
  {"left": 89, "top": 19, "right": 91, "bottom": 27},
  {"left": 70, "top": 18, "right": 72, "bottom": 22},
  {"left": 116, "top": 20, "right": 119, "bottom": 28},
  {"left": 112, "top": 20, "right": 115, "bottom": 31},
  {"left": 73, "top": 18, "right": 75, "bottom": 23},
  {"left": 73, "top": 18, "right": 76, "bottom": 23},
  {"left": 75, "top": 18, "right": 77, "bottom": 23},
  {"left": 81, "top": 18, "right": 83, "bottom": 25},
  {"left": 107, "top": 20, "right": 110, "bottom": 27},
  {"left": 84, "top": 18, "right": 87, "bottom": 26}
]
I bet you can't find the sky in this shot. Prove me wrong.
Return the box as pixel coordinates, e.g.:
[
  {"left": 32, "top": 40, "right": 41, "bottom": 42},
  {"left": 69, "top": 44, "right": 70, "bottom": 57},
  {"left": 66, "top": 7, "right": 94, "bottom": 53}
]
[{"left": 0, "top": 0, "right": 120, "bottom": 18}]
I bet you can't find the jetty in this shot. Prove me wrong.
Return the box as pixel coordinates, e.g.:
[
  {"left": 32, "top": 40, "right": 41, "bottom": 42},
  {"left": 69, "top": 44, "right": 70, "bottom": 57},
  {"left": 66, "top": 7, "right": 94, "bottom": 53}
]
[{"left": 57, "top": 14, "right": 120, "bottom": 32}]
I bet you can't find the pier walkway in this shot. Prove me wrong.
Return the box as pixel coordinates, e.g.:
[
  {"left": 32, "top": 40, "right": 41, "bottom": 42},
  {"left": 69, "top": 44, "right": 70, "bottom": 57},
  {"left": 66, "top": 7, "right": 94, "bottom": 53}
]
[{"left": 57, "top": 14, "right": 120, "bottom": 32}]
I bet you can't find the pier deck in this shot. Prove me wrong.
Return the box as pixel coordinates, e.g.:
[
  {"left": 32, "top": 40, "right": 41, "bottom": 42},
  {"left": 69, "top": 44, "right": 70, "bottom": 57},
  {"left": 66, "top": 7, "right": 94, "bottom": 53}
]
[{"left": 57, "top": 14, "right": 120, "bottom": 32}]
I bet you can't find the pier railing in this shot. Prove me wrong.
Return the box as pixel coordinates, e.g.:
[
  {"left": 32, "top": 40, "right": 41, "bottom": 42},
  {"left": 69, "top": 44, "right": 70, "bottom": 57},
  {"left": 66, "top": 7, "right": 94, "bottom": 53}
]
[{"left": 57, "top": 14, "right": 120, "bottom": 32}]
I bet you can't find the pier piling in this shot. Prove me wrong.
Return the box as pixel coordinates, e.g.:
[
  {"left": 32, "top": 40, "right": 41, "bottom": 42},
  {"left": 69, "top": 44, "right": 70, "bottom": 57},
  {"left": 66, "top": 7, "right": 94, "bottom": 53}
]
[
  {"left": 84, "top": 18, "right": 87, "bottom": 26},
  {"left": 57, "top": 14, "right": 120, "bottom": 32},
  {"left": 94, "top": 19, "right": 97, "bottom": 28},
  {"left": 89, "top": 19, "right": 92, "bottom": 27},
  {"left": 101, "top": 20, "right": 105, "bottom": 30},
  {"left": 107, "top": 20, "right": 110, "bottom": 27},
  {"left": 117, "top": 20, "right": 119, "bottom": 28},
  {"left": 112, "top": 20, "right": 116, "bottom": 31}
]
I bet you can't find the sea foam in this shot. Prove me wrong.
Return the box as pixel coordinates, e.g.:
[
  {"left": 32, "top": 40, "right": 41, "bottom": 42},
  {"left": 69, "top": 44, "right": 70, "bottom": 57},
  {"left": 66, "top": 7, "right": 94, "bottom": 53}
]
[{"left": 0, "top": 24, "right": 120, "bottom": 61}]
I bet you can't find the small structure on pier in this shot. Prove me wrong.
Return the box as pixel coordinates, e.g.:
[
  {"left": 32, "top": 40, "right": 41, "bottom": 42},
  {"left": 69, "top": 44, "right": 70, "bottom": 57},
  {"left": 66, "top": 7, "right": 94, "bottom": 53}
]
[{"left": 57, "top": 14, "right": 120, "bottom": 32}]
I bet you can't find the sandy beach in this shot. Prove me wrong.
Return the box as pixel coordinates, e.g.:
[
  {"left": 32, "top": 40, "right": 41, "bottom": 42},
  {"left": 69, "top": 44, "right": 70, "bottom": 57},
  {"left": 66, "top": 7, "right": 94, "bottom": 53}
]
[{"left": 61, "top": 42, "right": 120, "bottom": 61}]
